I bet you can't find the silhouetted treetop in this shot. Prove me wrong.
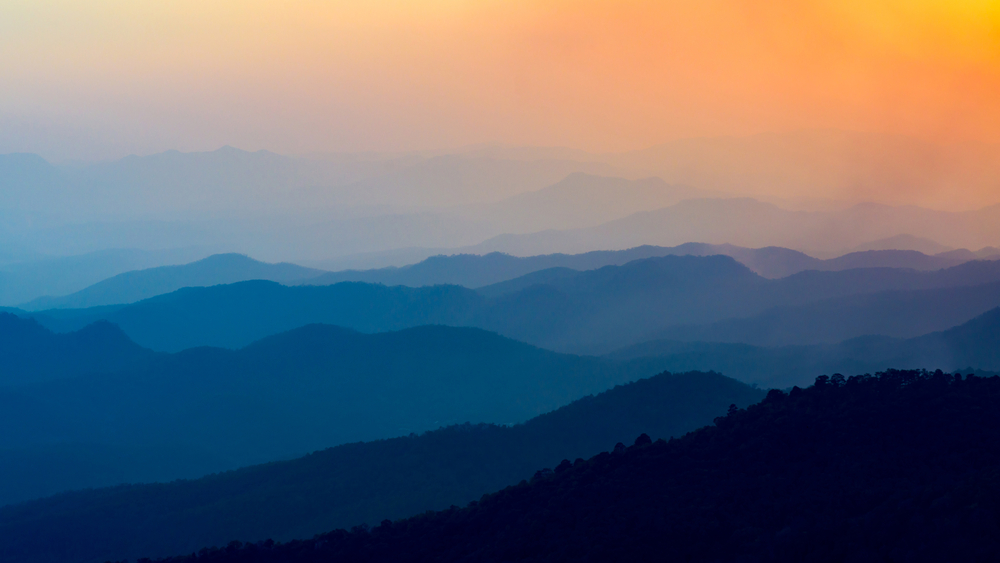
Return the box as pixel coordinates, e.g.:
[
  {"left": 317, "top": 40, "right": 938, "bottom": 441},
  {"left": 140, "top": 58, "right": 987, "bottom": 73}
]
[{"left": 146, "top": 369, "right": 1000, "bottom": 563}]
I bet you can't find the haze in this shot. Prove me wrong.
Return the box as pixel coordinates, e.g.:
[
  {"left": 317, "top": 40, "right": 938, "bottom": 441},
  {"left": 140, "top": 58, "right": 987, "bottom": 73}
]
[
  {"left": 6, "top": 3, "right": 1000, "bottom": 562},
  {"left": 3, "top": 1, "right": 998, "bottom": 160}
]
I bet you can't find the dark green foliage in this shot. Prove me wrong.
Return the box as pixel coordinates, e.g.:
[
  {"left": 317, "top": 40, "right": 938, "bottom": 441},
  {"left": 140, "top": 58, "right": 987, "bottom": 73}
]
[
  {"left": 0, "top": 371, "right": 762, "bottom": 563},
  {"left": 147, "top": 370, "right": 1000, "bottom": 563}
]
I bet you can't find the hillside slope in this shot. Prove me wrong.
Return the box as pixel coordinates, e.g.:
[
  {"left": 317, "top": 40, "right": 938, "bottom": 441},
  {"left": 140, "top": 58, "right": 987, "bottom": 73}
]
[
  {"left": 147, "top": 369, "right": 1000, "bottom": 562},
  {"left": 36, "top": 280, "right": 485, "bottom": 351},
  {"left": 0, "top": 313, "right": 157, "bottom": 385},
  {"left": 19, "top": 256, "right": 1000, "bottom": 354},
  {"left": 650, "top": 280, "right": 1000, "bottom": 346},
  {"left": 0, "top": 324, "right": 668, "bottom": 503},
  {"left": 0, "top": 247, "right": 214, "bottom": 306},
  {"left": 461, "top": 198, "right": 1000, "bottom": 257},
  {"left": 474, "top": 257, "right": 1000, "bottom": 352},
  {"left": 0, "top": 372, "right": 763, "bottom": 563},
  {"left": 609, "top": 307, "right": 1000, "bottom": 388},
  {"left": 24, "top": 254, "right": 324, "bottom": 309},
  {"left": 304, "top": 244, "right": 986, "bottom": 290}
]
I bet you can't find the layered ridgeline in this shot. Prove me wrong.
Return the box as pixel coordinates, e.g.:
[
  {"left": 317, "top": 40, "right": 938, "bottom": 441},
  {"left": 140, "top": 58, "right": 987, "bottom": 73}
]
[
  {"left": 647, "top": 281, "right": 1000, "bottom": 347},
  {"left": 303, "top": 245, "right": 995, "bottom": 287},
  {"left": 5, "top": 294, "right": 1000, "bottom": 504},
  {"left": 142, "top": 370, "right": 1000, "bottom": 562},
  {"left": 14, "top": 255, "right": 1000, "bottom": 353},
  {"left": 6, "top": 132, "right": 1000, "bottom": 263},
  {"left": 609, "top": 307, "right": 1000, "bottom": 388},
  {"left": 23, "top": 254, "right": 324, "bottom": 310},
  {"left": 0, "top": 313, "right": 158, "bottom": 385},
  {"left": 0, "top": 247, "right": 215, "bottom": 307},
  {"left": 459, "top": 198, "right": 1000, "bottom": 258},
  {"left": 0, "top": 372, "right": 763, "bottom": 563},
  {"left": 20, "top": 244, "right": 999, "bottom": 312},
  {"left": 0, "top": 323, "right": 671, "bottom": 505}
]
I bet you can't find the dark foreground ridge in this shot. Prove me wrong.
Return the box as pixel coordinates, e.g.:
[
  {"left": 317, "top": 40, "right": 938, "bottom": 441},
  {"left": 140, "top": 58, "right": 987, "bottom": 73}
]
[
  {"left": 149, "top": 370, "right": 1000, "bottom": 562},
  {"left": 0, "top": 371, "right": 762, "bottom": 563}
]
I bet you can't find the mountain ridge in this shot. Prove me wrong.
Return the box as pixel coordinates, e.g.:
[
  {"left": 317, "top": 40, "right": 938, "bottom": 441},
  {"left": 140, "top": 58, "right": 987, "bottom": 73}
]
[
  {"left": 123, "top": 368, "right": 1000, "bottom": 562},
  {"left": 0, "top": 312, "right": 157, "bottom": 385},
  {"left": 16, "top": 255, "right": 1000, "bottom": 354},
  {"left": 0, "top": 323, "right": 670, "bottom": 504},
  {"left": 608, "top": 306, "right": 1000, "bottom": 387},
  {"left": 23, "top": 253, "right": 325, "bottom": 309},
  {"left": 456, "top": 198, "right": 1000, "bottom": 257},
  {"left": 0, "top": 371, "right": 763, "bottom": 563}
]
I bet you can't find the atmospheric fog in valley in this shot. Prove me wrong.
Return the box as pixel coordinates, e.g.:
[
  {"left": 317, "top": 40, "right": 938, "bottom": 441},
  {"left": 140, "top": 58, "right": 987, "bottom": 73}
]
[{"left": 2, "top": 2, "right": 1000, "bottom": 562}]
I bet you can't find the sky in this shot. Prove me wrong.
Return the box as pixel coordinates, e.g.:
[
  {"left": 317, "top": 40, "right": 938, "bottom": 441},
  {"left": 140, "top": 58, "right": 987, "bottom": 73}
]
[{"left": 1, "top": 0, "right": 998, "bottom": 161}]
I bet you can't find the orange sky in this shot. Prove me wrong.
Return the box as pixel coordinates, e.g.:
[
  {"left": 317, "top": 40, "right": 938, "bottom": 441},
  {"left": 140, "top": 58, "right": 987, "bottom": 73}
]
[{"left": 1, "top": 0, "right": 998, "bottom": 159}]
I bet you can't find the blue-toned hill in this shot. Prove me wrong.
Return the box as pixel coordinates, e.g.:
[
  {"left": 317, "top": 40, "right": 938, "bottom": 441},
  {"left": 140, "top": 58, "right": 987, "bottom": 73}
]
[
  {"left": 0, "top": 371, "right": 762, "bottom": 563},
  {"left": 0, "top": 324, "right": 668, "bottom": 505},
  {"left": 609, "top": 306, "right": 1000, "bottom": 388},
  {"left": 0, "top": 313, "right": 156, "bottom": 385},
  {"left": 143, "top": 370, "right": 1000, "bottom": 563},
  {"left": 23, "top": 253, "right": 324, "bottom": 310},
  {"left": 16, "top": 254, "right": 1000, "bottom": 354}
]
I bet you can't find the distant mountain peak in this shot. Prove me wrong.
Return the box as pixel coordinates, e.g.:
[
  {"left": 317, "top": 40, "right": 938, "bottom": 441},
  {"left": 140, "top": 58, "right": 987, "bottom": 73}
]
[
  {"left": 20, "top": 253, "right": 324, "bottom": 310},
  {"left": 194, "top": 252, "right": 260, "bottom": 265}
]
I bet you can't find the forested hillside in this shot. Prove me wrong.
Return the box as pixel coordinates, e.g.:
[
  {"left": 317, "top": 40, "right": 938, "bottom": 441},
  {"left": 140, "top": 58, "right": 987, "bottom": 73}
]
[
  {"left": 0, "top": 372, "right": 762, "bottom": 563},
  {"left": 146, "top": 370, "right": 1000, "bottom": 562}
]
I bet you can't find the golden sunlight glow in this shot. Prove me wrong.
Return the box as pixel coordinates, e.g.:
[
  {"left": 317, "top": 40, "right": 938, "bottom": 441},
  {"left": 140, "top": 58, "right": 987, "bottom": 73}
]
[{"left": 1, "top": 0, "right": 998, "bottom": 157}]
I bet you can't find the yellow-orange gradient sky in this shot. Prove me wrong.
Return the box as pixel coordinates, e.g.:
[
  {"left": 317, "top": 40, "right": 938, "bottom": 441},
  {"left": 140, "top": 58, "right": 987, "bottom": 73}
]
[{"left": 1, "top": 0, "right": 998, "bottom": 159}]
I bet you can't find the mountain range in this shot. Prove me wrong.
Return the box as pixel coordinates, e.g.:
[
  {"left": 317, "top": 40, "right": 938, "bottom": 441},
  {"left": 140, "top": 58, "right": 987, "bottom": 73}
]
[
  {"left": 0, "top": 149, "right": 620, "bottom": 259},
  {"left": 0, "top": 313, "right": 156, "bottom": 386},
  {"left": 605, "top": 129, "right": 1000, "bottom": 211},
  {"left": 460, "top": 198, "right": 1000, "bottom": 258},
  {"left": 12, "top": 287, "right": 999, "bottom": 509},
  {"left": 0, "top": 247, "right": 216, "bottom": 306},
  {"left": 608, "top": 306, "right": 1000, "bottom": 388},
  {"left": 15, "top": 254, "right": 1000, "bottom": 354},
  {"left": 23, "top": 254, "right": 324, "bottom": 310},
  {"left": 0, "top": 371, "right": 762, "bottom": 563},
  {"left": 6, "top": 131, "right": 1000, "bottom": 263},
  {"left": 4, "top": 249, "right": 1000, "bottom": 560},
  {"left": 0, "top": 322, "right": 669, "bottom": 504},
  {"left": 304, "top": 245, "right": 997, "bottom": 290},
  {"left": 9, "top": 240, "right": 1000, "bottom": 311},
  {"left": 5, "top": 130, "right": 1000, "bottom": 563},
  {"left": 645, "top": 280, "right": 1000, "bottom": 347},
  {"left": 106, "top": 369, "right": 1000, "bottom": 562}
]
